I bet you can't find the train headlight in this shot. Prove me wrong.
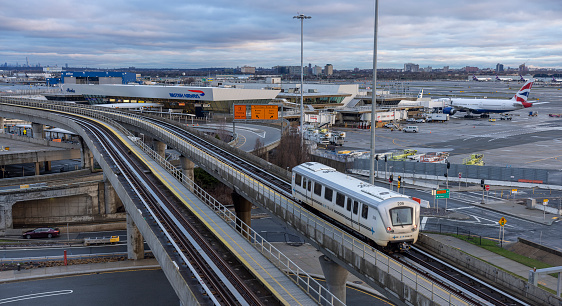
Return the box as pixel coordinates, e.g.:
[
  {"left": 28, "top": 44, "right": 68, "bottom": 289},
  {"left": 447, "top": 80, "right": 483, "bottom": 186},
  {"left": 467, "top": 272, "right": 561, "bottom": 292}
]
[
  {"left": 412, "top": 224, "right": 418, "bottom": 231},
  {"left": 386, "top": 227, "right": 393, "bottom": 232}
]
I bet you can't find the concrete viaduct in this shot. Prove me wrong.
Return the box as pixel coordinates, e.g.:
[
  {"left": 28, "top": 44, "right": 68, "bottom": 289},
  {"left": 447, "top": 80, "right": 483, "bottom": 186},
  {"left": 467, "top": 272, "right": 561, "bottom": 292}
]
[{"left": 0, "top": 97, "right": 471, "bottom": 305}]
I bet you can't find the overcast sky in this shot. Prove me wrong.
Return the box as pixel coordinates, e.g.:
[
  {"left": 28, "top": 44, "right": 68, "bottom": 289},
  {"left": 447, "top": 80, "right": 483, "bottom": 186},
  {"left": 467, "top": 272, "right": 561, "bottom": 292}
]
[{"left": 1, "top": 0, "right": 561, "bottom": 70}]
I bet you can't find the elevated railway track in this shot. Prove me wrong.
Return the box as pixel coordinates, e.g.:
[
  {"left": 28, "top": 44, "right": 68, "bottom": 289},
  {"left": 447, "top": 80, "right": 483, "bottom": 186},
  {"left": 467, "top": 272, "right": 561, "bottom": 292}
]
[{"left": 0, "top": 97, "right": 542, "bottom": 305}]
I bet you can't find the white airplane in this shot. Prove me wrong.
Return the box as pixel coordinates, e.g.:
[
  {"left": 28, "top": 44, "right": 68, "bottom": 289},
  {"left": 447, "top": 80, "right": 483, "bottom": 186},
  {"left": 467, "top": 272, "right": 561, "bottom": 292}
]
[
  {"left": 442, "top": 79, "right": 545, "bottom": 117},
  {"left": 472, "top": 75, "right": 492, "bottom": 81}
]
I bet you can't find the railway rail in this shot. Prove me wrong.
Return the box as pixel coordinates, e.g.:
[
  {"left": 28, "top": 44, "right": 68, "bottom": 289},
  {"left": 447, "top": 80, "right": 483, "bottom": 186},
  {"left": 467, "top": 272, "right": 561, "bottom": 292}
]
[{"left": 46, "top": 112, "right": 268, "bottom": 305}]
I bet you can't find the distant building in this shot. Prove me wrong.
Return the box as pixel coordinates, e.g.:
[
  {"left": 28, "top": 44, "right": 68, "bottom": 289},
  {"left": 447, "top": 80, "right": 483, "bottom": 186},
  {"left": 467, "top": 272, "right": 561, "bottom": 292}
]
[
  {"left": 519, "top": 64, "right": 528, "bottom": 73},
  {"left": 464, "top": 66, "right": 479, "bottom": 73},
  {"left": 403, "top": 63, "right": 419, "bottom": 72},
  {"left": 47, "top": 71, "right": 137, "bottom": 86},
  {"left": 324, "top": 64, "right": 333, "bottom": 76},
  {"left": 240, "top": 66, "right": 256, "bottom": 74},
  {"left": 312, "top": 65, "right": 323, "bottom": 76},
  {"left": 496, "top": 63, "right": 504, "bottom": 73}
]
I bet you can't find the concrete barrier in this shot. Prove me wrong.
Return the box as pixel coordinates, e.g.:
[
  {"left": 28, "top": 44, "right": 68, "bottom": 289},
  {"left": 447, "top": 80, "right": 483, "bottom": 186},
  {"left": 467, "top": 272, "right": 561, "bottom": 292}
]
[{"left": 418, "top": 234, "right": 562, "bottom": 306}]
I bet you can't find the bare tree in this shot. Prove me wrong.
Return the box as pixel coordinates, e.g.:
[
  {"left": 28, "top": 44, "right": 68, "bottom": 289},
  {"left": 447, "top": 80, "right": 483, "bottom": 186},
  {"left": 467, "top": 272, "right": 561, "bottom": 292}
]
[
  {"left": 273, "top": 127, "right": 310, "bottom": 170},
  {"left": 253, "top": 137, "right": 268, "bottom": 161},
  {"left": 217, "top": 118, "right": 230, "bottom": 142}
]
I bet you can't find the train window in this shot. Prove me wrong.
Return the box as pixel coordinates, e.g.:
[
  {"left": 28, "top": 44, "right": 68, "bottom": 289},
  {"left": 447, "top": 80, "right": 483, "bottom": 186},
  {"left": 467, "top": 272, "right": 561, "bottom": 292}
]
[
  {"left": 352, "top": 201, "right": 359, "bottom": 215},
  {"left": 307, "top": 180, "right": 312, "bottom": 191},
  {"left": 346, "top": 198, "right": 352, "bottom": 211},
  {"left": 335, "top": 193, "right": 345, "bottom": 207},
  {"left": 390, "top": 207, "right": 413, "bottom": 226},
  {"left": 295, "top": 174, "right": 302, "bottom": 187},
  {"left": 314, "top": 182, "right": 322, "bottom": 196},
  {"left": 324, "top": 187, "right": 333, "bottom": 201},
  {"left": 361, "top": 205, "right": 369, "bottom": 219}
]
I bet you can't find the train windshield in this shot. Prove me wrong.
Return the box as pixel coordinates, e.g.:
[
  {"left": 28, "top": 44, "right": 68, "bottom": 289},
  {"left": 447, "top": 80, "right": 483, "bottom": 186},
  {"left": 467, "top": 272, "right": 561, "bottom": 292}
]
[{"left": 390, "top": 207, "right": 413, "bottom": 226}]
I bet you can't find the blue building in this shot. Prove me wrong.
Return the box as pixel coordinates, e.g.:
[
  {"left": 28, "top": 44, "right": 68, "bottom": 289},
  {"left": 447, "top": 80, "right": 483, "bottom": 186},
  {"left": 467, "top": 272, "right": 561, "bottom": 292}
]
[{"left": 47, "top": 71, "right": 137, "bottom": 86}]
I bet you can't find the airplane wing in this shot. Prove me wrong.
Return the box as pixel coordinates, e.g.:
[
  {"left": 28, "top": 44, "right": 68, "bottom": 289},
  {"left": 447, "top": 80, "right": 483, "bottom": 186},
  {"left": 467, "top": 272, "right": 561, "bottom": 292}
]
[{"left": 531, "top": 102, "right": 549, "bottom": 105}]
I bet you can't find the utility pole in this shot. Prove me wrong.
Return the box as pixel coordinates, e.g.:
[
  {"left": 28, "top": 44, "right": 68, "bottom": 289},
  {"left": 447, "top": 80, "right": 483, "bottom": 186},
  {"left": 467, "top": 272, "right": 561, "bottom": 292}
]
[{"left": 369, "top": 0, "right": 379, "bottom": 185}]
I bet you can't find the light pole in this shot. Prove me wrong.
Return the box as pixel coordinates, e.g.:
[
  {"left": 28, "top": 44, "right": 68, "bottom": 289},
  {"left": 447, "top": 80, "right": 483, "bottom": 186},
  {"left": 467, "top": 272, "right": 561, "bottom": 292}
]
[
  {"left": 370, "top": 0, "right": 379, "bottom": 184},
  {"left": 293, "top": 13, "right": 311, "bottom": 145}
]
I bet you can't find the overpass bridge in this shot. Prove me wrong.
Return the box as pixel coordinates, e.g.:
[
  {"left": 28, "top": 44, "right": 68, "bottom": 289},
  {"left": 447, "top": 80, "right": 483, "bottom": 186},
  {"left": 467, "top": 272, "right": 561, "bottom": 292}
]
[{"left": 0, "top": 97, "right": 526, "bottom": 305}]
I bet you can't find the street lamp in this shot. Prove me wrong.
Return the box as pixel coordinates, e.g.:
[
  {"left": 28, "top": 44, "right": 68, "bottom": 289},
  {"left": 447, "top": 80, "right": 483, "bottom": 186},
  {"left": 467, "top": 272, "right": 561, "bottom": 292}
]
[
  {"left": 370, "top": 0, "right": 379, "bottom": 185},
  {"left": 293, "top": 13, "right": 311, "bottom": 145}
]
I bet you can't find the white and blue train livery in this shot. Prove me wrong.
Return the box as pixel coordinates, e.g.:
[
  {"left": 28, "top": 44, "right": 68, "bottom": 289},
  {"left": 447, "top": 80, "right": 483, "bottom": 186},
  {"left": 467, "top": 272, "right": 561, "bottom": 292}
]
[{"left": 292, "top": 162, "right": 420, "bottom": 250}]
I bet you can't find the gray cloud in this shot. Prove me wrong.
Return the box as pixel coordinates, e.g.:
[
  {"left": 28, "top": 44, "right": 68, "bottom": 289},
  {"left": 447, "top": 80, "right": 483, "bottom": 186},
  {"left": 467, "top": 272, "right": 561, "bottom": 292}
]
[{"left": 0, "top": 0, "right": 560, "bottom": 69}]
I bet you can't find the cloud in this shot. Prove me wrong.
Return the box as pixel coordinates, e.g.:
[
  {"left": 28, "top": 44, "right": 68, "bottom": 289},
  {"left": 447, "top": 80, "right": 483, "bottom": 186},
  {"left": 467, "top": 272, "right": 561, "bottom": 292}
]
[{"left": 0, "top": 0, "right": 561, "bottom": 69}]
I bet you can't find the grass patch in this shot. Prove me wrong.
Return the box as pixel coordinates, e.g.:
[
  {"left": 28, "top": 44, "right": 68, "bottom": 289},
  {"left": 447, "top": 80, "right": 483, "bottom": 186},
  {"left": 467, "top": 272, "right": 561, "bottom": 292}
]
[{"left": 427, "top": 232, "right": 557, "bottom": 277}]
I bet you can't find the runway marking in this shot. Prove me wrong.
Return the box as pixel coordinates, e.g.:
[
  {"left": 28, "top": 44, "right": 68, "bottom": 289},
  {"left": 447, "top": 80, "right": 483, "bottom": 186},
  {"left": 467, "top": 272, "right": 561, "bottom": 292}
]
[{"left": 0, "top": 290, "right": 73, "bottom": 304}]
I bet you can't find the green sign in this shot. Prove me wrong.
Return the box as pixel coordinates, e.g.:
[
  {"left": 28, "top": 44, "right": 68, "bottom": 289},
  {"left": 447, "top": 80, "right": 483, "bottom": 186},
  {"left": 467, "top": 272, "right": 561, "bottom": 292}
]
[{"left": 435, "top": 189, "right": 449, "bottom": 199}]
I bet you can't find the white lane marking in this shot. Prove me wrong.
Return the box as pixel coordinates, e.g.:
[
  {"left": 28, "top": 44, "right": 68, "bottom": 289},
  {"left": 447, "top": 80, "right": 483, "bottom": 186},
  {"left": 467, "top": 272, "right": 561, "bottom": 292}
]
[
  {"left": 472, "top": 215, "right": 481, "bottom": 223},
  {"left": 447, "top": 206, "right": 473, "bottom": 210},
  {"left": 0, "top": 290, "right": 73, "bottom": 304}
]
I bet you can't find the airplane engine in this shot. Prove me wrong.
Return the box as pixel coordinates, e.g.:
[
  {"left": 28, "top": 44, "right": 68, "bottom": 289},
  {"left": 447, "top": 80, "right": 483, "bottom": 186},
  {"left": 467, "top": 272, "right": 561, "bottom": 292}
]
[{"left": 443, "top": 107, "right": 456, "bottom": 115}]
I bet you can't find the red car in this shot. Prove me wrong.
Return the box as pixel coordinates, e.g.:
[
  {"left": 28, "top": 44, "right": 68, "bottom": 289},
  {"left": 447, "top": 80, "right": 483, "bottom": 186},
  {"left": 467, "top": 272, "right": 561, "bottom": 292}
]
[{"left": 23, "top": 228, "right": 60, "bottom": 239}]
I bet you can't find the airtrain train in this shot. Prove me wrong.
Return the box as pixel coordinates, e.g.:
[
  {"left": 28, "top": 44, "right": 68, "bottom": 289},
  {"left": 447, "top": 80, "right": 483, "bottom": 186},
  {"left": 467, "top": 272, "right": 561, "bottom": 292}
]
[{"left": 292, "top": 162, "right": 420, "bottom": 250}]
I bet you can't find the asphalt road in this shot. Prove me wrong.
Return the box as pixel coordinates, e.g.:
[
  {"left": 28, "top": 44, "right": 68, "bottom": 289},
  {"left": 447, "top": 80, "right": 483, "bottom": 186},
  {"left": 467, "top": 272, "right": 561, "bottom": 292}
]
[{"left": 0, "top": 268, "right": 178, "bottom": 306}]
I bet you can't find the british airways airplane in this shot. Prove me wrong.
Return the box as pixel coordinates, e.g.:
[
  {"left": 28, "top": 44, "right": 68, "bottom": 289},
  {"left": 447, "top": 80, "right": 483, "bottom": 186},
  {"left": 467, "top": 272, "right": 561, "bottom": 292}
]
[{"left": 442, "top": 79, "right": 544, "bottom": 117}]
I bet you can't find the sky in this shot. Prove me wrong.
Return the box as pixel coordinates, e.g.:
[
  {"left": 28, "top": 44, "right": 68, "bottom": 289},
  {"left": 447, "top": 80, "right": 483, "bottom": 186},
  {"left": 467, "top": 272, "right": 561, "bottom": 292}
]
[{"left": 1, "top": 0, "right": 562, "bottom": 70}]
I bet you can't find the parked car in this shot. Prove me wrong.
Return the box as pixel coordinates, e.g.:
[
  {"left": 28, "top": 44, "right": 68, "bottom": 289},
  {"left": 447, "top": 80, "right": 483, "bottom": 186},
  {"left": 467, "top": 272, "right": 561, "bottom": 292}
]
[
  {"left": 23, "top": 227, "right": 60, "bottom": 239},
  {"left": 384, "top": 123, "right": 399, "bottom": 129},
  {"left": 406, "top": 118, "right": 416, "bottom": 123},
  {"left": 415, "top": 119, "right": 426, "bottom": 123}
]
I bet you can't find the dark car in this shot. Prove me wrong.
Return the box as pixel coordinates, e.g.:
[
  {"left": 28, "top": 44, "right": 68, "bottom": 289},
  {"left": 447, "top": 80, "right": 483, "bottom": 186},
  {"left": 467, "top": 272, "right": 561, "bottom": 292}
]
[{"left": 23, "top": 227, "right": 60, "bottom": 239}]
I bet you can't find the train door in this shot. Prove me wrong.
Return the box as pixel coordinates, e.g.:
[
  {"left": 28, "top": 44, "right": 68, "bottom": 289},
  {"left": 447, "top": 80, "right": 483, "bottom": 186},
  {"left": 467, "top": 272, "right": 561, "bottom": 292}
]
[
  {"left": 347, "top": 198, "right": 360, "bottom": 231},
  {"left": 305, "top": 178, "right": 312, "bottom": 203}
]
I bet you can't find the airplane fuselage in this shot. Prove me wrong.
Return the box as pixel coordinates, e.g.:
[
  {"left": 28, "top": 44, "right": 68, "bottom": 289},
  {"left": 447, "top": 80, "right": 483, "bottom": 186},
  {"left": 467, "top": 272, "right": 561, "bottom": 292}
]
[{"left": 449, "top": 98, "right": 525, "bottom": 114}]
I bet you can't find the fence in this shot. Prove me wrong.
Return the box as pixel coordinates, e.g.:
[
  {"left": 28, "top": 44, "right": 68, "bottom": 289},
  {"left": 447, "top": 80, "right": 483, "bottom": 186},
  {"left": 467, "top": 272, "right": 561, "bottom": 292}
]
[{"left": 354, "top": 158, "right": 562, "bottom": 186}]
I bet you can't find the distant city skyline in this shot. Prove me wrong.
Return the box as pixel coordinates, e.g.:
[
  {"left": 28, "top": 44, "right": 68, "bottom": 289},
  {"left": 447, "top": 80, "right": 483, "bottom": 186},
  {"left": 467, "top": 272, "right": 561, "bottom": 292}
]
[{"left": 1, "top": 1, "right": 561, "bottom": 69}]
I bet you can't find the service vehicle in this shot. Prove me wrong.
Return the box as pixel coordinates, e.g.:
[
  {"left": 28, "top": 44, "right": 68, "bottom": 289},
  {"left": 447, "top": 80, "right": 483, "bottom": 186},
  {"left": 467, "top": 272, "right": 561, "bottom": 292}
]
[{"left": 403, "top": 126, "right": 419, "bottom": 133}]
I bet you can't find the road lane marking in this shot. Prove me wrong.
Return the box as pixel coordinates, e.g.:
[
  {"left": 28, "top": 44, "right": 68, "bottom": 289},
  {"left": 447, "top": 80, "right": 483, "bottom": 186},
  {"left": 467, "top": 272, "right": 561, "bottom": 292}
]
[{"left": 0, "top": 290, "right": 73, "bottom": 304}]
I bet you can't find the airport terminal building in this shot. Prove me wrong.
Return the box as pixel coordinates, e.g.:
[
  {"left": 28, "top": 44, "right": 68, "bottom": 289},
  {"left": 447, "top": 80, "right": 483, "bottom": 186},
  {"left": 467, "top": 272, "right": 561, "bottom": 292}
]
[{"left": 59, "top": 84, "right": 280, "bottom": 115}]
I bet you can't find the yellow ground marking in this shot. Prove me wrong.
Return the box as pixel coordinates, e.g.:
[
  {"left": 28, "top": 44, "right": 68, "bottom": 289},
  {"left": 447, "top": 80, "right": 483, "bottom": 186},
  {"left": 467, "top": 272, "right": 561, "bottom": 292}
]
[{"left": 101, "top": 121, "right": 301, "bottom": 305}]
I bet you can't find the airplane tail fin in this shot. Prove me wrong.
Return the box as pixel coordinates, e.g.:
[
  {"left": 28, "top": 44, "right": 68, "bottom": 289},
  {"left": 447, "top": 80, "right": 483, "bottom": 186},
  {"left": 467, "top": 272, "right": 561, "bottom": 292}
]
[
  {"left": 472, "top": 75, "right": 478, "bottom": 81},
  {"left": 417, "top": 89, "right": 423, "bottom": 99},
  {"left": 511, "top": 79, "right": 534, "bottom": 107}
]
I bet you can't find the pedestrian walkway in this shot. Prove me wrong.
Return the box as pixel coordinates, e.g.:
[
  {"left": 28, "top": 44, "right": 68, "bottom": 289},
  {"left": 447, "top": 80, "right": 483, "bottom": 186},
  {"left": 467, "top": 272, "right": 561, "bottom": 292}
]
[
  {"left": 425, "top": 233, "right": 560, "bottom": 293},
  {"left": 0, "top": 258, "right": 160, "bottom": 283}
]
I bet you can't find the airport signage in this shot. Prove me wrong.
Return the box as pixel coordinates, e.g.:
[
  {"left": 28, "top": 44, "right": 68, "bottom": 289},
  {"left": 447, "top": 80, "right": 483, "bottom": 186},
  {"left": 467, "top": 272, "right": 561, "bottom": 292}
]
[
  {"left": 485, "top": 185, "right": 490, "bottom": 191},
  {"left": 169, "top": 90, "right": 206, "bottom": 99},
  {"left": 234, "top": 105, "right": 247, "bottom": 120},
  {"left": 435, "top": 189, "right": 449, "bottom": 199},
  {"left": 251, "top": 105, "right": 278, "bottom": 120},
  {"left": 543, "top": 199, "right": 549, "bottom": 206}
]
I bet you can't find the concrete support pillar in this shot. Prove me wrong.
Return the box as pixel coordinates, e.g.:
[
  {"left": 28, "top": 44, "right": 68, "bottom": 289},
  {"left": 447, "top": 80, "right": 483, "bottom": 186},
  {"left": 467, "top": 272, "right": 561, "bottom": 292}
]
[
  {"left": 127, "top": 213, "right": 144, "bottom": 260},
  {"left": 0, "top": 204, "right": 13, "bottom": 236},
  {"left": 44, "top": 161, "right": 51, "bottom": 172},
  {"left": 80, "top": 139, "right": 94, "bottom": 171},
  {"left": 0, "top": 117, "right": 4, "bottom": 134},
  {"left": 319, "top": 255, "right": 348, "bottom": 305},
  {"left": 104, "top": 176, "right": 119, "bottom": 214},
  {"left": 31, "top": 123, "right": 45, "bottom": 139},
  {"left": 180, "top": 156, "right": 195, "bottom": 191},
  {"left": 231, "top": 192, "right": 252, "bottom": 238},
  {"left": 154, "top": 140, "right": 167, "bottom": 158},
  {"left": 34, "top": 162, "right": 41, "bottom": 175}
]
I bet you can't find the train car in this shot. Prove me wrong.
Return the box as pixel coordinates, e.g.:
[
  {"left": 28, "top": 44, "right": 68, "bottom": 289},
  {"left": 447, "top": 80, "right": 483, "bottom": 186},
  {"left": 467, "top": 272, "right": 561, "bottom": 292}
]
[{"left": 292, "top": 162, "right": 420, "bottom": 251}]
